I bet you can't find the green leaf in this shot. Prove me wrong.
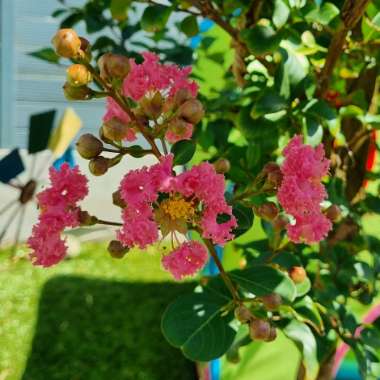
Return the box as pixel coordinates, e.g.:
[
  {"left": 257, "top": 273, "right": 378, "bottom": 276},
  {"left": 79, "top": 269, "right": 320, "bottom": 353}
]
[
  {"left": 240, "top": 25, "right": 283, "bottom": 55},
  {"left": 283, "top": 321, "right": 319, "bottom": 380},
  {"left": 294, "top": 296, "right": 324, "bottom": 334},
  {"left": 295, "top": 277, "right": 311, "bottom": 298},
  {"left": 362, "top": 13, "right": 380, "bottom": 41},
  {"left": 141, "top": 5, "right": 172, "bottom": 33},
  {"left": 305, "top": 2, "right": 340, "bottom": 25},
  {"left": 28, "top": 48, "right": 60, "bottom": 64},
  {"left": 251, "top": 90, "right": 287, "bottom": 119},
  {"left": 161, "top": 293, "right": 236, "bottom": 361},
  {"left": 171, "top": 140, "right": 196, "bottom": 165},
  {"left": 180, "top": 15, "right": 199, "bottom": 37},
  {"left": 230, "top": 265, "right": 297, "bottom": 302},
  {"left": 273, "top": 0, "right": 290, "bottom": 28},
  {"left": 110, "top": 0, "right": 131, "bottom": 21},
  {"left": 232, "top": 204, "right": 254, "bottom": 237}
]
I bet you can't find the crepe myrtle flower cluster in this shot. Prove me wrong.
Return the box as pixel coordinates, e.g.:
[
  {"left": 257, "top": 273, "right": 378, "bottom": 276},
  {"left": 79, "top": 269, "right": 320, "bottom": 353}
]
[
  {"left": 277, "top": 135, "right": 333, "bottom": 244},
  {"left": 115, "top": 154, "right": 237, "bottom": 279},
  {"left": 28, "top": 164, "right": 88, "bottom": 267},
  {"left": 28, "top": 29, "right": 339, "bottom": 284}
]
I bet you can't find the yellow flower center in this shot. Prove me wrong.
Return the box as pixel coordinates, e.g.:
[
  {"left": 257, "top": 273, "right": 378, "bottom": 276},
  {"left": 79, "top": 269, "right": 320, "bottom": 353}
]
[{"left": 160, "top": 197, "right": 195, "bottom": 221}]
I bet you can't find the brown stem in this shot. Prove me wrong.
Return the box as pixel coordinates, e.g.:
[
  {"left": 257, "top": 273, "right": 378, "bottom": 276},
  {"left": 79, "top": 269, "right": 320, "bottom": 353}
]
[
  {"left": 96, "top": 219, "right": 123, "bottom": 227},
  {"left": 203, "top": 238, "right": 240, "bottom": 303},
  {"left": 316, "top": 0, "right": 371, "bottom": 97},
  {"left": 187, "top": 0, "right": 239, "bottom": 40}
]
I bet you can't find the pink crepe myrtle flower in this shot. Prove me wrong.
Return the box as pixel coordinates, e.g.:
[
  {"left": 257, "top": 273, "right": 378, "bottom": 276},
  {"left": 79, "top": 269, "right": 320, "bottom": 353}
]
[
  {"left": 103, "top": 52, "right": 198, "bottom": 143},
  {"left": 278, "top": 135, "right": 332, "bottom": 244},
  {"left": 162, "top": 241, "right": 208, "bottom": 280},
  {"left": 28, "top": 163, "right": 88, "bottom": 267},
  {"left": 116, "top": 155, "right": 236, "bottom": 279},
  {"left": 123, "top": 52, "right": 198, "bottom": 101}
]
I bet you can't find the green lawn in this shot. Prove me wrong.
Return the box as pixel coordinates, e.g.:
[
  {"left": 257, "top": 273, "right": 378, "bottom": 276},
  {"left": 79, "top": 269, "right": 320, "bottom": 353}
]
[{"left": 0, "top": 243, "right": 195, "bottom": 380}]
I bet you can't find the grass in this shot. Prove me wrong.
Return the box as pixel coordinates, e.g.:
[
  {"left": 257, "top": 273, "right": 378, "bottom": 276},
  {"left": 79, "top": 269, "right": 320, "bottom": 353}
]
[{"left": 0, "top": 243, "right": 196, "bottom": 380}]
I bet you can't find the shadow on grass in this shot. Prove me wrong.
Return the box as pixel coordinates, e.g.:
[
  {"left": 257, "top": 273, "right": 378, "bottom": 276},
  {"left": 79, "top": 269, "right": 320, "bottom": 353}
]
[{"left": 22, "top": 276, "right": 197, "bottom": 380}]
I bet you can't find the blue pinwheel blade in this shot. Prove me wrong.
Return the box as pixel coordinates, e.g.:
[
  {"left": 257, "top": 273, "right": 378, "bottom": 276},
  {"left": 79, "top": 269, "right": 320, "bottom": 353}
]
[{"left": 0, "top": 149, "right": 25, "bottom": 183}]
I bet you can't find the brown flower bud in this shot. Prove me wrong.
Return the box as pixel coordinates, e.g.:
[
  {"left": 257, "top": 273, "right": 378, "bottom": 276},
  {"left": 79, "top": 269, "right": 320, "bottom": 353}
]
[
  {"left": 89, "top": 156, "right": 109, "bottom": 176},
  {"left": 325, "top": 205, "right": 342, "bottom": 223},
  {"left": 249, "top": 319, "right": 271, "bottom": 341},
  {"left": 98, "top": 53, "right": 130, "bottom": 81},
  {"left": 265, "top": 326, "right": 277, "bottom": 342},
  {"left": 254, "top": 202, "right": 279, "bottom": 221},
  {"left": 52, "top": 29, "right": 82, "bottom": 58},
  {"left": 272, "top": 215, "right": 288, "bottom": 231},
  {"left": 112, "top": 190, "right": 126, "bottom": 208},
  {"left": 214, "top": 158, "right": 231, "bottom": 174},
  {"left": 234, "top": 305, "right": 253, "bottom": 323},
  {"left": 173, "top": 88, "right": 193, "bottom": 108},
  {"left": 78, "top": 210, "right": 98, "bottom": 226},
  {"left": 103, "top": 118, "right": 131, "bottom": 141},
  {"left": 63, "top": 82, "right": 93, "bottom": 100},
  {"left": 67, "top": 64, "right": 92, "bottom": 87},
  {"left": 262, "top": 162, "right": 283, "bottom": 190},
  {"left": 289, "top": 266, "right": 307, "bottom": 284},
  {"left": 261, "top": 294, "right": 282, "bottom": 311},
  {"left": 140, "top": 91, "right": 163, "bottom": 119},
  {"left": 76, "top": 133, "right": 103, "bottom": 159},
  {"left": 108, "top": 240, "right": 129, "bottom": 259},
  {"left": 178, "top": 99, "right": 204, "bottom": 124}
]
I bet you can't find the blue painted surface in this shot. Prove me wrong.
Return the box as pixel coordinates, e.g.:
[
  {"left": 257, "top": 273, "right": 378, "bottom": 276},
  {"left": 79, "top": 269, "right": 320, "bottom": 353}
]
[
  {"left": 53, "top": 146, "right": 76, "bottom": 169},
  {"left": 336, "top": 360, "right": 361, "bottom": 380}
]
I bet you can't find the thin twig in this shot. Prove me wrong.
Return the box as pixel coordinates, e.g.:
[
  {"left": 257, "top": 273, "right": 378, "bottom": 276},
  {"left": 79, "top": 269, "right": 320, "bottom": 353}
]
[{"left": 203, "top": 238, "right": 240, "bottom": 303}]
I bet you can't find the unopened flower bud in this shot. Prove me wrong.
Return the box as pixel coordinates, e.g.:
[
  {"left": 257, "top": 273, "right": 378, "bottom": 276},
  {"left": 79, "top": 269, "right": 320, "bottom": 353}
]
[
  {"left": 52, "top": 28, "right": 82, "bottom": 58},
  {"left": 79, "top": 37, "right": 91, "bottom": 57},
  {"left": 108, "top": 240, "right": 129, "bottom": 258},
  {"left": 89, "top": 156, "right": 109, "bottom": 176},
  {"left": 67, "top": 64, "right": 92, "bottom": 87},
  {"left": 272, "top": 215, "right": 288, "bottom": 231},
  {"left": 234, "top": 305, "right": 253, "bottom": 323},
  {"left": 265, "top": 326, "right": 277, "bottom": 342},
  {"left": 250, "top": 319, "right": 271, "bottom": 341},
  {"left": 289, "top": 266, "right": 307, "bottom": 284},
  {"left": 262, "top": 162, "right": 283, "bottom": 190},
  {"left": 325, "top": 205, "right": 342, "bottom": 223},
  {"left": 178, "top": 99, "right": 204, "bottom": 124},
  {"left": 254, "top": 202, "right": 279, "bottom": 221},
  {"left": 63, "top": 82, "right": 93, "bottom": 100},
  {"left": 76, "top": 133, "right": 103, "bottom": 159},
  {"left": 98, "top": 53, "right": 130, "bottom": 81},
  {"left": 103, "top": 118, "right": 130, "bottom": 141},
  {"left": 112, "top": 190, "right": 126, "bottom": 208},
  {"left": 173, "top": 88, "right": 193, "bottom": 108},
  {"left": 140, "top": 91, "right": 163, "bottom": 119},
  {"left": 78, "top": 210, "right": 98, "bottom": 226},
  {"left": 214, "top": 158, "right": 231, "bottom": 174},
  {"left": 262, "top": 294, "right": 282, "bottom": 311}
]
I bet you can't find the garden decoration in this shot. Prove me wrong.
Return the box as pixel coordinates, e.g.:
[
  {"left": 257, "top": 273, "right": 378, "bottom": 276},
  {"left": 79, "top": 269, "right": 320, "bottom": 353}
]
[
  {"left": 0, "top": 109, "right": 82, "bottom": 249},
  {"left": 28, "top": 0, "right": 380, "bottom": 379}
]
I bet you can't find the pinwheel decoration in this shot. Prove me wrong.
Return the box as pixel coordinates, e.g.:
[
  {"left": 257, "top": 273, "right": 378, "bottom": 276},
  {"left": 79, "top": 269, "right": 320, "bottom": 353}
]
[{"left": 0, "top": 108, "right": 82, "bottom": 251}]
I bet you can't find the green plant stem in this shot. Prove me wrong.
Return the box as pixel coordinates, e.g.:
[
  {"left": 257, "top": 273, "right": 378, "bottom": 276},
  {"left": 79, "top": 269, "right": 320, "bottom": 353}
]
[{"left": 203, "top": 238, "right": 240, "bottom": 303}]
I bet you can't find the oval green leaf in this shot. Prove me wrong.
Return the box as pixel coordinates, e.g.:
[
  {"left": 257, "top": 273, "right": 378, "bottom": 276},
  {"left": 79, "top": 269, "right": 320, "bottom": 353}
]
[
  {"left": 161, "top": 293, "right": 236, "bottom": 361},
  {"left": 171, "top": 140, "right": 196, "bottom": 166},
  {"left": 230, "top": 265, "right": 297, "bottom": 302}
]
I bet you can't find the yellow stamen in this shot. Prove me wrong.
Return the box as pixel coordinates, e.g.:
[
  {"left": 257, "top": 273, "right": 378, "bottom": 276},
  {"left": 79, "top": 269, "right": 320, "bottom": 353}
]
[{"left": 160, "top": 198, "right": 195, "bottom": 221}]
